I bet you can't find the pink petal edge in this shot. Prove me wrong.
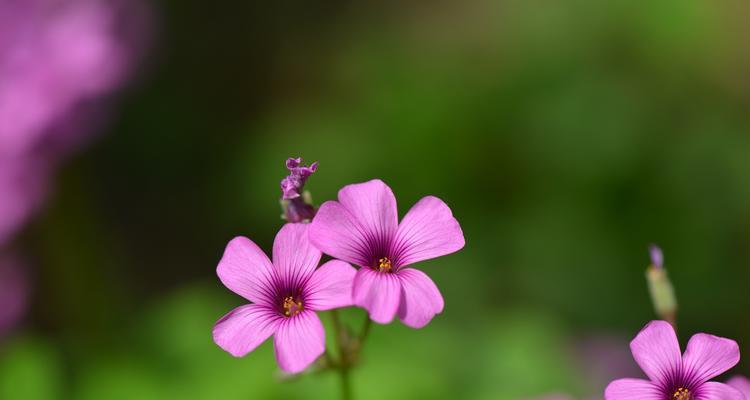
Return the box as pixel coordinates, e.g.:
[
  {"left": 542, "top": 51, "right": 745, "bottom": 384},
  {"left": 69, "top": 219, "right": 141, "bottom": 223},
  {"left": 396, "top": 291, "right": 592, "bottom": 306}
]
[
  {"left": 216, "top": 236, "right": 276, "bottom": 306},
  {"left": 604, "top": 378, "right": 661, "bottom": 400},
  {"left": 272, "top": 223, "right": 321, "bottom": 286},
  {"left": 393, "top": 195, "right": 465, "bottom": 267},
  {"left": 273, "top": 310, "right": 325, "bottom": 373},
  {"left": 336, "top": 179, "right": 398, "bottom": 248},
  {"left": 309, "top": 200, "right": 370, "bottom": 267},
  {"left": 304, "top": 259, "right": 357, "bottom": 311},
  {"left": 682, "top": 333, "right": 740, "bottom": 384},
  {"left": 699, "top": 382, "right": 746, "bottom": 400},
  {"left": 213, "top": 304, "right": 281, "bottom": 357},
  {"left": 629, "top": 320, "right": 682, "bottom": 384},
  {"left": 396, "top": 268, "right": 444, "bottom": 329}
]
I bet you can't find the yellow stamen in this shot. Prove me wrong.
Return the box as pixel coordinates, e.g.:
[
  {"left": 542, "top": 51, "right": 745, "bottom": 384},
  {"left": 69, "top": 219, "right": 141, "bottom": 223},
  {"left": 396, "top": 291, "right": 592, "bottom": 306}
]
[
  {"left": 282, "top": 296, "right": 303, "bottom": 317},
  {"left": 377, "top": 257, "right": 392, "bottom": 272},
  {"left": 672, "top": 388, "right": 691, "bottom": 400}
]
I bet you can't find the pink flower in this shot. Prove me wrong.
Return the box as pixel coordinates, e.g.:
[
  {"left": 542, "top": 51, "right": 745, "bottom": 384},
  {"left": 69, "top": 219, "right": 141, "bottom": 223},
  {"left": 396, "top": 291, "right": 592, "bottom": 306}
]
[
  {"left": 0, "top": 0, "right": 142, "bottom": 158},
  {"left": 727, "top": 376, "right": 750, "bottom": 398},
  {"left": 213, "top": 223, "right": 356, "bottom": 373},
  {"left": 605, "top": 320, "right": 743, "bottom": 400},
  {"left": 309, "top": 179, "right": 465, "bottom": 328}
]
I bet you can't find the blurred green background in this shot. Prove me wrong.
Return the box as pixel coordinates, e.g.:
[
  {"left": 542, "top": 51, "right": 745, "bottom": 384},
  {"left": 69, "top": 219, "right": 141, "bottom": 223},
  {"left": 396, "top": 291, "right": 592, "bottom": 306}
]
[{"left": 4, "top": 0, "right": 750, "bottom": 399}]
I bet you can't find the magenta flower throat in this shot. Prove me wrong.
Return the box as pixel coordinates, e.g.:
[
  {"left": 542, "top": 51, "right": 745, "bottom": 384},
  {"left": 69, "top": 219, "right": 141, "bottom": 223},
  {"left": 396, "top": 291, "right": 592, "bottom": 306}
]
[{"left": 309, "top": 179, "right": 465, "bottom": 328}]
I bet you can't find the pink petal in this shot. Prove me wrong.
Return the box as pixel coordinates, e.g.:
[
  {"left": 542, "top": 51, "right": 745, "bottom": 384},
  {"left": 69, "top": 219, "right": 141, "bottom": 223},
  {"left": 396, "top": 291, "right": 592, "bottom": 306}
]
[
  {"left": 604, "top": 378, "right": 661, "bottom": 400},
  {"left": 309, "top": 201, "right": 370, "bottom": 267},
  {"left": 699, "top": 382, "right": 745, "bottom": 400},
  {"left": 629, "top": 320, "right": 681, "bottom": 384},
  {"left": 682, "top": 333, "right": 740, "bottom": 384},
  {"left": 396, "top": 268, "right": 444, "bottom": 328},
  {"left": 304, "top": 260, "right": 356, "bottom": 311},
  {"left": 337, "top": 179, "right": 398, "bottom": 255},
  {"left": 273, "top": 310, "right": 325, "bottom": 373},
  {"left": 272, "top": 223, "right": 321, "bottom": 286},
  {"left": 213, "top": 304, "right": 281, "bottom": 357},
  {"left": 216, "top": 236, "right": 276, "bottom": 306},
  {"left": 352, "top": 268, "right": 401, "bottom": 324},
  {"left": 727, "top": 376, "right": 750, "bottom": 398},
  {"left": 392, "top": 196, "right": 465, "bottom": 267}
]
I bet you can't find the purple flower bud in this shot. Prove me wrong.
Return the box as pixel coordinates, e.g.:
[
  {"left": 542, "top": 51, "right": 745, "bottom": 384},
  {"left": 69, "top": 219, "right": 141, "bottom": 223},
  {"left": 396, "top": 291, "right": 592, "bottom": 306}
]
[
  {"left": 280, "top": 157, "right": 318, "bottom": 200},
  {"left": 649, "top": 244, "right": 663, "bottom": 269},
  {"left": 283, "top": 198, "right": 316, "bottom": 223}
]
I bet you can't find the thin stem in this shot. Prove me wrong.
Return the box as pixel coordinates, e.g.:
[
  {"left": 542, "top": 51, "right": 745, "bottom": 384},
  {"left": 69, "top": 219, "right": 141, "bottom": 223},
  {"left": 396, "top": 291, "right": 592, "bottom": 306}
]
[
  {"left": 330, "top": 310, "right": 352, "bottom": 400},
  {"left": 339, "top": 366, "right": 352, "bottom": 400}
]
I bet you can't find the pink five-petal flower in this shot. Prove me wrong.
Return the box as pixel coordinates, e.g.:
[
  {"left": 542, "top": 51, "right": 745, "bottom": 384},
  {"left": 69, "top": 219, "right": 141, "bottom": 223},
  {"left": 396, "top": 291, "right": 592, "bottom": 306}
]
[
  {"left": 605, "top": 320, "right": 744, "bottom": 400},
  {"left": 309, "top": 179, "right": 465, "bottom": 328},
  {"left": 212, "top": 223, "right": 356, "bottom": 373}
]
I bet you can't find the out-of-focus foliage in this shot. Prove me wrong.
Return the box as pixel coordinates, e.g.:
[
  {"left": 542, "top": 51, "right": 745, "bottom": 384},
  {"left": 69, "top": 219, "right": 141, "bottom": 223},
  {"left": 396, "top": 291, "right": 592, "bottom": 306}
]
[{"left": 2, "top": 0, "right": 750, "bottom": 398}]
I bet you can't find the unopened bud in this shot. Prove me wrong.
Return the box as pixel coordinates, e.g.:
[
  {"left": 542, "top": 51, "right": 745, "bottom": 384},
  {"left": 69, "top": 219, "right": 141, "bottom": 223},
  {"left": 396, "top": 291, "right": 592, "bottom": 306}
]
[{"left": 645, "top": 245, "right": 677, "bottom": 326}]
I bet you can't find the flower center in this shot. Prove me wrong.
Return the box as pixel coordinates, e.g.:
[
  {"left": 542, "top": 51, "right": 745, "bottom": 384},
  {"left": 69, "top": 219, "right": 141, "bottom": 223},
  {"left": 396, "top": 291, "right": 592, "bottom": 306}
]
[
  {"left": 672, "top": 388, "right": 691, "bottom": 400},
  {"left": 282, "top": 296, "right": 303, "bottom": 317},
  {"left": 377, "top": 257, "right": 392, "bottom": 273}
]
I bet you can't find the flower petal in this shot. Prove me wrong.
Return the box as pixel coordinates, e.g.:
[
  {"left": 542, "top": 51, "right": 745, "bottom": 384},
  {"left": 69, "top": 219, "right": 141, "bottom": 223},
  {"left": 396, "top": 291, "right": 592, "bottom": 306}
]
[
  {"left": 396, "top": 268, "right": 444, "bottom": 328},
  {"left": 309, "top": 200, "right": 370, "bottom": 267},
  {"left": 682, "top": 333, "right": 740, "bottom": 384},
  {"left": 304, "top": 260, "right": 356, "bottom": 311},
  {"left": 216, "top": 236, "right": 276, "bottom": 306},
  {"left": 629, "top": 320, "right": 682, "bottom": 384},
  {"left": 392, "top": 196, "right": 464, "bottom": 268},
  {"left": 213, "top": 304, "right": 281, "bottom": 357},
  {"left": 272, "top": 223, "right": 321, "bottom": 287},
  {"left": 337, "top": 179, "right": 398, "bottom": 260},
  {"left": 352, "top": 268, "right": 401, "bottom": 324},
  {"left": 604, "top": 378, "right": 662, "bottom": 400},
  {"left": 699, "top": 382, "right": 745, "bottom": 400},
  {"left": 726, "top": 376, "right": 750, "bottom": 398},
  {"left": 273, "top": 310, "right": 325, "bottom": 373}
]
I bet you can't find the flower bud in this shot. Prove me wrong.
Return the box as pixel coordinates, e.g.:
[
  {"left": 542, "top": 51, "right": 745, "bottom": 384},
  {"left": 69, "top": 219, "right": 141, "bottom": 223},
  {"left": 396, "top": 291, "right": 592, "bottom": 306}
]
[
  {"left": 645, "top": 245, "right": 677, "bottom": 327},
  {"left": 279, "top": 158, "right": 318, "bottom": 223}
]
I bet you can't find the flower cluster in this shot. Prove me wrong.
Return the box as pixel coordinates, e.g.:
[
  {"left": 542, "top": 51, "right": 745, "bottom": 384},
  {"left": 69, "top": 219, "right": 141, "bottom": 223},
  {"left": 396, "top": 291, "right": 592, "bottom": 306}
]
[{"left": 213, "top": 158, "right": 465, "bottom": 372}]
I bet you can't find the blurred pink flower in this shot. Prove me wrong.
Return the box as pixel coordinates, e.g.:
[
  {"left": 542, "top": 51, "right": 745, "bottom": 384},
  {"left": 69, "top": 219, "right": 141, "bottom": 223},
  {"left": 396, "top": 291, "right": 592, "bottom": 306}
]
[
  {"left": 0, "top": 255, "right": 28, "bottom": 337},
  {"left": 0, "top": 0, "right": 136, "bottom": 158},
  {"left": 213, "top": 223, "right": 356, "bottom": 373},
  {"left": 0, "top": 158, "right": 48, "bottom": 245},
  {"left": 574, "top": 334, "right": 641, "bottom": 395},
  {"left": 605, "top": 320, "right": 743, "bottom": 400},
  {"left": 0, "top": 0, "right": 150, "bottom": 247},
  {"left": 309, "top": 179, "right": 465, "bottom": 328},
  {"left": 727, "top": 376, "right": 750, "bottom": 398}
]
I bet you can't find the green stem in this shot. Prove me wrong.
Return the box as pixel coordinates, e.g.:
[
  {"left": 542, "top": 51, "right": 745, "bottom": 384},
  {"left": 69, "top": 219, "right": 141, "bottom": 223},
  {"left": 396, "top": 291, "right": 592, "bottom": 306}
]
[
  {"left": 339, "top": 366, "right": 352, "bottom": 400},
  {"left": 330, "top": 310, "right": 352, "bottom": 400}
]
